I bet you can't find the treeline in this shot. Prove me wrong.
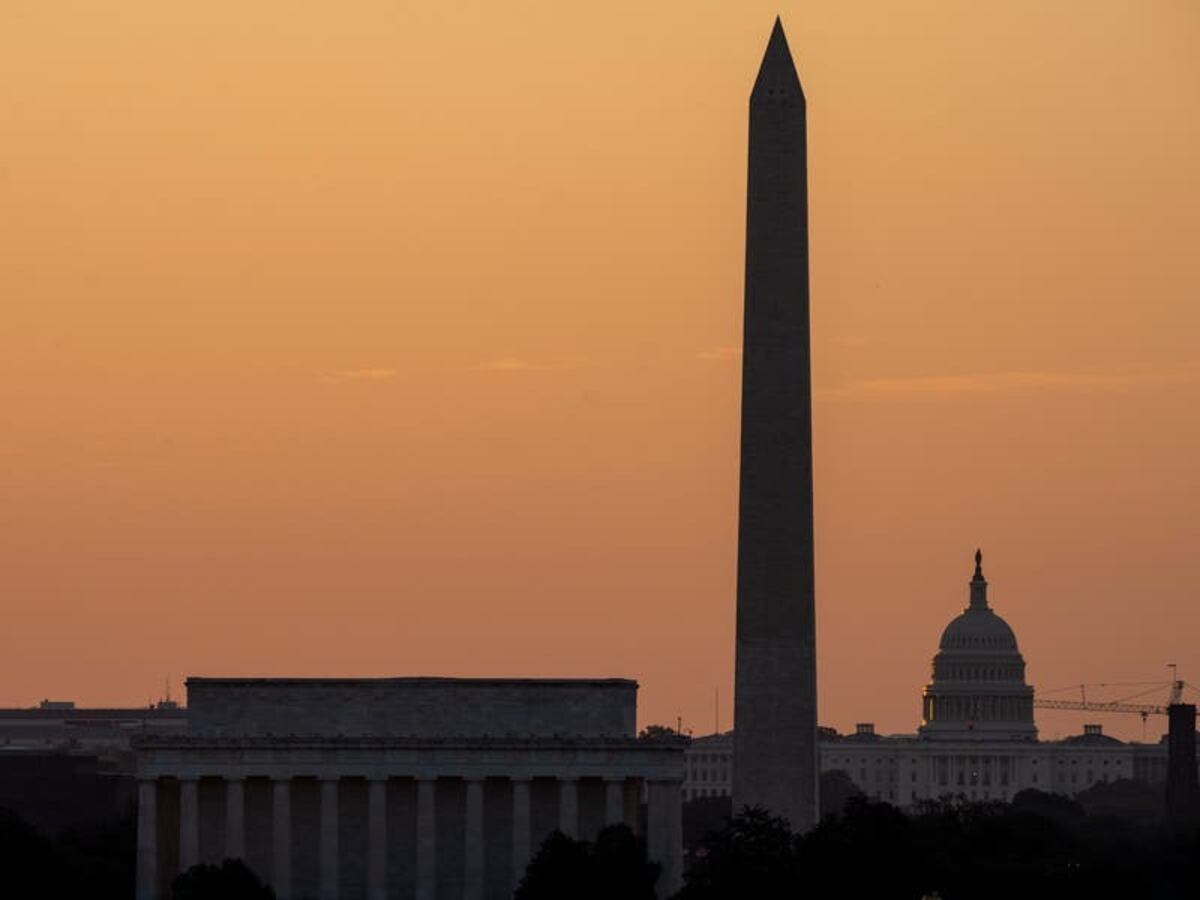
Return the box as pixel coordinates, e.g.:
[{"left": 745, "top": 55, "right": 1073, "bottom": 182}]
[
  {"left": 0, "top": 806, "right": 134, "bottom": 898},
  {"left": 521, "top": 782, "right": 1198, "bottom": 900},
  {"left": 677, "top": 794, "right": 1200, "bottom": 900},
  {"left": 4, "top": 781, "right": 1197, "bottom": 899}
]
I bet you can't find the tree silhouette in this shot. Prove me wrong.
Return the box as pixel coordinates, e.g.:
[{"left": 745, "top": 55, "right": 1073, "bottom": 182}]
[
  {"left": 171, "top": 859, "right": 275, "bottom": 900},
  {"left": 682, "top": 793, "right": 732, "bottom": 859},
  {"left": 0, "top": 806, "right": 133, "bottom": 899},
  {"left": 676, "top": 807, "right": 799, "bottom": 900},
  {"left": 515, "top": 824, "right": 658, "bottom": 900},
  {"left": 638, "top": 724, "right": 684, "bottom": 742},
  {"left": 1076, "top": 778, "right": 1162, "bottom": 825},
  {"left": 1010, "top": 787, "right": 1084, "bottom": 823},
  {"left": 676, "top": 795, "right": 1200, "bottom": 900},
  {"left": 800, "top": 797, "right": 922, "bottom": 898},
  {"left": 0, "top": 807, "right": 58, "bottom": 897},
  {"left": 592, "top": 825, "right": 660, "bottom": 900},
  {"left": 818, "top": 768, "right": 864, "bottom": 819}
]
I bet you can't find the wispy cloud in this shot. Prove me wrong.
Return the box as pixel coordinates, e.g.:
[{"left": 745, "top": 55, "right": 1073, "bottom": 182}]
[
  {"left": 318, "top": 367, "right": 398, "bottom": 384},
  {"left": 697, "top": 347, "right": 741, "bottom": 361},
  {"left": 477, "top": 356, "right": 589, "bottom": 372},
  {"left": 340, "top": 367, "right": 398, "bottom": 380},
  {"left": 480, "top": 357, "right": 539, "bottom": 372},
  {"left": 818, "top": 363, "right": 1200, "bottom": 400}
]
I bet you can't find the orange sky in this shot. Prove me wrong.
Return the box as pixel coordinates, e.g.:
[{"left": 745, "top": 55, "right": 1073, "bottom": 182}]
[{"left": 2, "top": 1, "right": 1198, "bottom": 742}]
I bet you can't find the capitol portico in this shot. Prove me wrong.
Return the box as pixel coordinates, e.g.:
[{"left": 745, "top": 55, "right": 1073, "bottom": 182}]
[{"left": 134, "top": 678, "right": 684, "bottom": 900}]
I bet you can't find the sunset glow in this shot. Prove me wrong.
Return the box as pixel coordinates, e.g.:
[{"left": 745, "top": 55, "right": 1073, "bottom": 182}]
[{"left": 3, "top": 1, "right": 1198, "bottom": 741}]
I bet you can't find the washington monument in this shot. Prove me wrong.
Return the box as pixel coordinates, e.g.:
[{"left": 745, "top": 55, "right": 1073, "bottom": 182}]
[{"left": 732, "top": 19, "right": 818, "bottom": 831}]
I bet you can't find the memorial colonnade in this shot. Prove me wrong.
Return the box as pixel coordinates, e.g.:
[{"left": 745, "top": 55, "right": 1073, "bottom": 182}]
[{"left": 135, "top": 742, "right": 683, "bottom": 900}]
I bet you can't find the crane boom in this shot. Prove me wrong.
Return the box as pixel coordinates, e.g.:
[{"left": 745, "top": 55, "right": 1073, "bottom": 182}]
[
  {"left": 1034, "top": 698, "right": 1165, "bottom": 716},
  {"left": 1033, "top": 677, "right": 1188, "bottom": 717}
]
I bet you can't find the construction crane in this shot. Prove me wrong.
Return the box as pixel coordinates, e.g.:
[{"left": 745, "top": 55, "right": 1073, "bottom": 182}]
[
  {"left": 1033, "top": 666, "right": 1193, "bottom": 738},
  {"left": 1035, "top": 697, "right": 1172, "bottom": 716}
]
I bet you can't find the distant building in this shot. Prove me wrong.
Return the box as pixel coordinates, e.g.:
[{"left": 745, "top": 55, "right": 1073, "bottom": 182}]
[
  {"left": 0, "top": 700, "right": 185, "bottom": 834},
  {"left": 134, "top": 677, "right": 684, "bottom": 900},
  {"left": 684, "top": 553, "right": 1184, "bottom": 807},
  {"left": 0, "top": 699, "right": 186, "bottom": 765},
  {"left": 683, "top": 731, "right": 733, "bottom": 801},
  {"left": 678, "top": 724, "right": 1177, "bottom": 806},
  {"left": 812, "top": 720, "right": 1172, "bottom": 808}
]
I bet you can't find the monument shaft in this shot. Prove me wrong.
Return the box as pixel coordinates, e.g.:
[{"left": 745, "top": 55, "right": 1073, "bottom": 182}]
[{"left": 732, "top": 20, "right": 818, "bottom": 831}]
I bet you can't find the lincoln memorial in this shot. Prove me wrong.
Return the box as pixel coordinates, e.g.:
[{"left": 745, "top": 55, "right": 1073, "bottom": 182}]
[{"left": 133, "top": 677, "right": 684, "bottom": 900}]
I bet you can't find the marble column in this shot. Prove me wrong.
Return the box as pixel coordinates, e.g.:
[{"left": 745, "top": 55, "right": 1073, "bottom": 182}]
[
  {"left": 135, "top": 779, "right": 158, "bottom": 900},
  {"left": 367, "top": 778, "right": 387, "bottom": 900},
  {"left": 415, "top": 777, "right": 437, "bottom": 900},
  {"left": 320, "top": 777, "right": 340, "bottom": 900},
  {"left": 272, "top": 778, "right": 292, "bottom": 900},
  {"left": 646, "top": 779, "right": 683, "bottom": 897},
  {"left": 464, "top": 777, "right": 485, "bottom": 900},
  {"left": 179, "top": 777, "right": 200, "bottom": 873},
  {"left": 558, "top": 777, "right": 578, "bottom": 839},
  {"left": 511, "top": 777, "right": 532, "bottom": 891},
  {"left": 604, "top": 778, "right": 625, "bottom": 828},
  {"left": 225, "top": 777, "right": 245, "bottom": 861}
]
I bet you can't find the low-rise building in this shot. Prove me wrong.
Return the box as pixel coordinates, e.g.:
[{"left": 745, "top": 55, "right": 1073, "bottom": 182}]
[{"left": 0, "top": 699, "right": 187, "bottom": 756}]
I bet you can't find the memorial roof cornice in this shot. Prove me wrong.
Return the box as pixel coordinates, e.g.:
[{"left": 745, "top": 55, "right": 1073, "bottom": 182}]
[
  {"left": 185, "top": 677, "right": 638, "bottom": 688},
  {"left": 133, "top": 734, "right": 686, "bottom": 750}
]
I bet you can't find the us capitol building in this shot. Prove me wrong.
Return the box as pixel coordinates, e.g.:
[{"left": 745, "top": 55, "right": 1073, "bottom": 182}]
[{"left": 686, "top": 551, "right": 1174, "bottom": 806}]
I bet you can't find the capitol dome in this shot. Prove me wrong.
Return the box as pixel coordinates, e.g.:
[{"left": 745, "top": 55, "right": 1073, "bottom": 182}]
[
  {"left": 938, "top": 607, "right": 1019, "bottom": 652},
  {"left": 918, "top": 551, "right": 1037, "bottom": 742}
]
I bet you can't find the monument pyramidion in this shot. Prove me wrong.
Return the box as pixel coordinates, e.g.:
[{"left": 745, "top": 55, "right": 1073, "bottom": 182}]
[{"left": 732, "top": 18, "right": 818, "bottom": 832}]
